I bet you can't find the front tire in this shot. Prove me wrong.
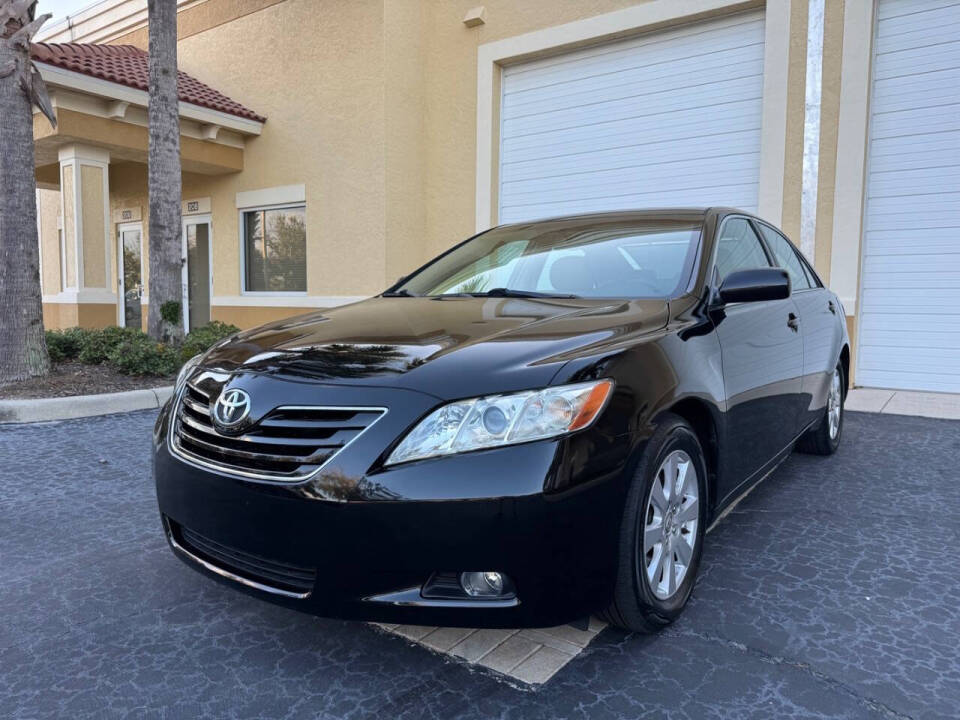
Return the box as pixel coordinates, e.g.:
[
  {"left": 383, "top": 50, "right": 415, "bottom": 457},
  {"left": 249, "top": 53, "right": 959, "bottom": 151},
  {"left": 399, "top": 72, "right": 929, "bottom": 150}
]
[
  {"left": 796, "top": 362, "right": 844, "bottom": 456},
  {"left": 599, "top": 414, "right": 707, "bottom": 633}
]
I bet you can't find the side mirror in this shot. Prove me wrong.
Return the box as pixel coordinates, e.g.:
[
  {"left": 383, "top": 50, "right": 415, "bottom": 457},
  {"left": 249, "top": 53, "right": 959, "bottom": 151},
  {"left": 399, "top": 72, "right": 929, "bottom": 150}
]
[{"left": 718, "top": 268, "right": 790, "bottom": 304}]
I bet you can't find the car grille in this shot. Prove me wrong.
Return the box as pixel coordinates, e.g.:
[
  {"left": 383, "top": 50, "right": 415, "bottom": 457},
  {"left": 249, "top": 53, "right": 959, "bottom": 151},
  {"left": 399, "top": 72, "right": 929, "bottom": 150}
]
[
  {"left": 169, "top": 519, "right": 316, "bottom": 596},
  {"left": 170, "top": 381, "right": 385, "bottom": 481}
]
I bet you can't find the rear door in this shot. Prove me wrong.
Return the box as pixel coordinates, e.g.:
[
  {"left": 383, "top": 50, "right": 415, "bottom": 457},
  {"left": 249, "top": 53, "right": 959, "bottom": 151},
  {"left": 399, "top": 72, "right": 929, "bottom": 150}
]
[{"left": 710, "top": 217, "right": 803, "bottom": 499}]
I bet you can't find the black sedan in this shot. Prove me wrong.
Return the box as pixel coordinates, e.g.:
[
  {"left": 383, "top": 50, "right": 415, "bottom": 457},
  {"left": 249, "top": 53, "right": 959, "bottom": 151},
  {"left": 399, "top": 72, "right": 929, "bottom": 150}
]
[{"left": 154, "top": 208, "right": 848, "bottom": 632}]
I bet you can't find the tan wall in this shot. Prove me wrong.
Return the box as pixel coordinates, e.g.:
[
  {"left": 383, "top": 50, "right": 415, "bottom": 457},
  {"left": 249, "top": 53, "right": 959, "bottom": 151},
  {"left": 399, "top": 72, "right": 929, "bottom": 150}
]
[
  {"left": 38, "top": 189, "right": 61, "bottom": 295},
  {"left": 62, "top": 165, "right": 77, "bottom": 288},
  {"left": 42, "top": 303, "right": 116, "bottom": 330},
  {"left": 81, "top": 165, "right": 107, "bottom": 288}
]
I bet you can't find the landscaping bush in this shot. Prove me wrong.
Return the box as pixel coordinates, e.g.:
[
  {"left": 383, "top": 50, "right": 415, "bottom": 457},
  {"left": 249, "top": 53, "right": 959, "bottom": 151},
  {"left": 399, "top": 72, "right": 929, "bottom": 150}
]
[
  {"left": 76, "top": 326, "right": 145, "bottom": 365},
  {"left": 180, "top": 321, "right": 240, "bottom": 362},
  {"left": 45, "top": 327, "right": 91, "bottom": 362},
  {"left": 43, "top": 321, "right": 240, "bottom": 377},
  {"left": 107, "top": 335, "right": 182, "bottom": 377}
]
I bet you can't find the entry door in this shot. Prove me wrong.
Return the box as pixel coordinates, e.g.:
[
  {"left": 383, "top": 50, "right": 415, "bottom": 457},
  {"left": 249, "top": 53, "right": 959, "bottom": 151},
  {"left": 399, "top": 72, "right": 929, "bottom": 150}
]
[
  {"left": 182, "top": 216, "right": 212, "bottom": 332},
  {"left": 117, "top": 223, "right": 143, "bottom": 329}
]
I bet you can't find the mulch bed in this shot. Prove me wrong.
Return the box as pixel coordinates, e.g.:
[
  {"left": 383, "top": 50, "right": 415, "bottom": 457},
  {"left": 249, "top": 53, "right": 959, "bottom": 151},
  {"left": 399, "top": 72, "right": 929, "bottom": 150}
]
[{"left": 0, "top": 362, "right": 173, "bottom": 400}]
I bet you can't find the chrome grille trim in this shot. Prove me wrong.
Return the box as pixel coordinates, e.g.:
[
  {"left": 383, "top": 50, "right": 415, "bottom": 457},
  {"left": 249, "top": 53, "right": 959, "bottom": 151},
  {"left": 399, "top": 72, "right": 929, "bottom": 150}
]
[{"left": 167, "top": 380, "right": 387, "bottom": 484}]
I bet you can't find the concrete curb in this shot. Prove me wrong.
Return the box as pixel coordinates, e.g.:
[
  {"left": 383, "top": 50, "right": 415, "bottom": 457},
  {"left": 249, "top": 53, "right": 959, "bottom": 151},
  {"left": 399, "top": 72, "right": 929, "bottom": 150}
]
[{"left": 0, "top": 386, "right": 175, "bottom": 424}]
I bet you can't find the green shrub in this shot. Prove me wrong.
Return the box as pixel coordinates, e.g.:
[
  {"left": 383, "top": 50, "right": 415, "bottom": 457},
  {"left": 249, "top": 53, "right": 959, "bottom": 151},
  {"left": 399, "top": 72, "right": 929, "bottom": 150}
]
[
  {"left": 45, "top": 321, "right": 240, "bottom": 377},
  {"left": 180, "top": 321, "right": 240, "bottom": 361},
  {"left": 107, "top": 335, "right": 181, "bottom": 377},
  {"left": 45, "top": 327, "right": 92, "bottom": 362},
  {"left": 76, "top": 326, "right": 145, "bottom": 365}
]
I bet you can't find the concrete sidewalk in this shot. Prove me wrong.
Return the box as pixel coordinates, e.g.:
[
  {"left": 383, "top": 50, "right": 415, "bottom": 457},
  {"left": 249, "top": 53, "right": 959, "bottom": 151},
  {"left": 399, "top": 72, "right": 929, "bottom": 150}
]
[{"left": 846, "top": 388, "right": 960, "bottom": 419}]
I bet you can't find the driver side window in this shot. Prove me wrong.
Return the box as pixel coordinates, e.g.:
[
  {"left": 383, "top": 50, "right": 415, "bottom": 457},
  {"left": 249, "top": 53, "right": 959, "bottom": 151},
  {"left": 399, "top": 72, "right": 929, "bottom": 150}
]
[{"left": 714, "top": 218, "right": 770, "bottom": 283}]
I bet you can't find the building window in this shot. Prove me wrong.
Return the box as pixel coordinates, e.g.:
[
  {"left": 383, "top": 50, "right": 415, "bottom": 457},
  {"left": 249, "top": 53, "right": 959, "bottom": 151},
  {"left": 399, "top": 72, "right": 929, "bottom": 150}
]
[{"left": 242, "top": 205, "right": 307, "bottom": 293}]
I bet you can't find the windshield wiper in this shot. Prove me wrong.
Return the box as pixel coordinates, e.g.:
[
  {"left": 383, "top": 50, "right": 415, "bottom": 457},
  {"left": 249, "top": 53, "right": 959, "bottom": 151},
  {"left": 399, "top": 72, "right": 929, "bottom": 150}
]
[
  {"left": 382, "top": 289, "right": 418, "bottom": 297},
  {"left": 468, "top": 288, "right": 578, "bottom": 299}
]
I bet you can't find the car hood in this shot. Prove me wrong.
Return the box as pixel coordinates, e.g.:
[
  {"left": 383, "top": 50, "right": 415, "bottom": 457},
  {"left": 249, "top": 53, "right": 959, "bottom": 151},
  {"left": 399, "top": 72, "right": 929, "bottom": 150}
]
[{"left": 202, "top": 296, "right": 670, "bottom": 399}]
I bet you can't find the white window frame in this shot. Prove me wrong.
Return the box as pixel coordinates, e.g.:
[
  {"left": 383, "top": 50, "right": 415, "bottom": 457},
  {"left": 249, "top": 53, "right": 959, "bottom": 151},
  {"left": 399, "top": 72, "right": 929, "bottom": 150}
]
[
  {"left": 116, "top": 221, "right": 144, "bottom": 328},
  {"left": 238, "top": 202, "right": 308, "bottom": 297}
]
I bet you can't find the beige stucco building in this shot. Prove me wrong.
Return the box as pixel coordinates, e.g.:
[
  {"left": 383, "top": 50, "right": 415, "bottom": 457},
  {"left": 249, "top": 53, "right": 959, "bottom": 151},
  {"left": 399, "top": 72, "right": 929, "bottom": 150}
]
[{"left": 32, "top": 0, "right": 960, "bottom": 394}]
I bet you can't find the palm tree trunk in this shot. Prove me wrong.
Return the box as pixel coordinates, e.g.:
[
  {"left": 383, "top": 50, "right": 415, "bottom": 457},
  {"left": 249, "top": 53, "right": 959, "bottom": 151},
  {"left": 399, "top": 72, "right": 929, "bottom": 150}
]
[
  {"left": 0, "top": 1, "right": 53, "bottom": 384},
  {"left": 147, "top": 0, "right": 184, "bottom": 342}
]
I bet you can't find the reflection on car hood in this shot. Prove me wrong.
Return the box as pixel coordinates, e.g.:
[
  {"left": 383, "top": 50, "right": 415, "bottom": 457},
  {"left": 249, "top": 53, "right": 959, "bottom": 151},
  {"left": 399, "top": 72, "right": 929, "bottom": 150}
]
[{"left": 203, "top": 296, "right": 670, "bottom": 399}]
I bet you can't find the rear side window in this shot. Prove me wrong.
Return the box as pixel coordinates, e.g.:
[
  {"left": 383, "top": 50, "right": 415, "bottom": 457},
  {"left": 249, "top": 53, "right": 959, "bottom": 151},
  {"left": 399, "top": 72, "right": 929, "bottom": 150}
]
[
  {"left": 714, "top": 218, "right": 770, "bottom": 283},
  {"left": 756, "top": 224, "right": 811, "bottom": 291}
]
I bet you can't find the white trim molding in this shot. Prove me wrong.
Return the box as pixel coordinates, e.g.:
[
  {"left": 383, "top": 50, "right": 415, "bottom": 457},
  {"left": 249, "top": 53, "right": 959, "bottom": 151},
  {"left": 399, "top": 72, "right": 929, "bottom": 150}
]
[
  {"left": 43, "top": 288, "right": 118, "bottom": 304},
  {"left": 235, "top": 185, "right": 306, "bottom": 210},
  {"left": 830, "top": 0, "right": 876, "bottom": 317},
  {"left": 474, "top": 0, "right": 788, "bottom": 232},
  {"left": 211, "top": 295, "right": 367, "bottom": 308}
]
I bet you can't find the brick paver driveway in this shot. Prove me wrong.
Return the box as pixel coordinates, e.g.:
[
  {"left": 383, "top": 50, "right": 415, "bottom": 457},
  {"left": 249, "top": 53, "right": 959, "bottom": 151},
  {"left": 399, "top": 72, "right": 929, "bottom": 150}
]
[{"left": 2, "top": 409, "right": 958, "bottom": 719}]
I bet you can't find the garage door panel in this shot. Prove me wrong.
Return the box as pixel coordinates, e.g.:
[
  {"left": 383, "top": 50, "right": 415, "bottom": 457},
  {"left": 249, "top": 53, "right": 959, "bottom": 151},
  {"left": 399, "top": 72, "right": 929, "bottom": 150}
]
[
  {"left": 502, "top": 93, "right": 762, "bottom": 143},
  {"left": 857, "top": 346, "right": 960, "bottom": 374},
  {"left": 503, "top": 16, "right": 763, "bottom": 93},
  {"left": 864, "top": 227, "right": 960, "bottom": 252},
  {"left": 502, "top": 154, "right": 760, "bottom": 199},
  {"left": 867, "top": 145, "right": 960, "bottom": 173},
  {"left": 861, "top": 328, "right": 960, "bottom": 351},
  {"left": 861, "top": 287, "right": 960, "bottom": 311},
  {"left": 500, "top": 186, "right": 758, "bottom": 225},
  {"left": 502, "top": 55, "right": 763, "bottom": 117},
  {"left": 861, "top": 269, "right": 960, "bottom": 289},
  {"left": 862, "top": 192, "right": 960, "bottom": 217},
  {"left": 878, "top": 0, "right": 959, "bottom": 20},
  {"left": 501, "top": 132, "right": 761, "bottom": 183},
  {"left": 871, "top": 69, "right": 960, "bottom": 113},
  {"left": 503, "top": 80, "right": 763, "bottom": 138},
  {"left": 502, "top": 74, "right": 763, "bottom": 134},
  {"left": 874, "top": 41, "right": 960, "bottom": 79},
  {"left": 874, "top": 19, "right": 960, "bottom": 53},
  {"left": 869, "top": 104, "right": 960, "bottom": 138},
  {"left": 864, "top": 253, "right": 960, "bottom": 274}
]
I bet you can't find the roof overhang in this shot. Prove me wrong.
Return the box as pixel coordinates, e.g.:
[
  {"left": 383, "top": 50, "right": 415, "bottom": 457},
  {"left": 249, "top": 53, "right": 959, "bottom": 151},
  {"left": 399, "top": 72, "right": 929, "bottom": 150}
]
[{"left": 36, "top": 61, "right": 264, "bottom": 136}]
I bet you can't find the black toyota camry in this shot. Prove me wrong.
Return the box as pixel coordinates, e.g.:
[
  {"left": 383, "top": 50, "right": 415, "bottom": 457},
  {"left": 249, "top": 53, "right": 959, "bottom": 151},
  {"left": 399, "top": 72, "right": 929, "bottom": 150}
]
[{"left": 154, "top": 208, "right": 848, "bottom": 632}]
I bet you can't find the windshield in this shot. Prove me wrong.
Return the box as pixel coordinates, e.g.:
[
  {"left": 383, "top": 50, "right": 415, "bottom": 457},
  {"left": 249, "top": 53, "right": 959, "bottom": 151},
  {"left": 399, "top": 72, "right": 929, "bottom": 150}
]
[{"left": 392, "top": 218, "right": 702, "bottom": 299}]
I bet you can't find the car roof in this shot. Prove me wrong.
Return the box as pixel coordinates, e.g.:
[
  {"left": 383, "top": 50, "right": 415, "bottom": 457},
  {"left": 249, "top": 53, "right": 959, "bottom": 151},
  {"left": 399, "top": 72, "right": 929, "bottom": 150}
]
[{"left": 496, "top": 207, "right": 753, "bottom": 227}]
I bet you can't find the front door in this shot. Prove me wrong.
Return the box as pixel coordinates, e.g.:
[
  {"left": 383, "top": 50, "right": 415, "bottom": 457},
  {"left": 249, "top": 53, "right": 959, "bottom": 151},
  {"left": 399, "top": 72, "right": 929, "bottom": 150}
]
[
  {"left": 182, "top": 216, "right": 212, "bottom": 332},
  {"left": 709, "top": 218, "right": 803, "bottom": 501},
  {"left": 117, "top": 223, "right": 143, "bottom": 329}
]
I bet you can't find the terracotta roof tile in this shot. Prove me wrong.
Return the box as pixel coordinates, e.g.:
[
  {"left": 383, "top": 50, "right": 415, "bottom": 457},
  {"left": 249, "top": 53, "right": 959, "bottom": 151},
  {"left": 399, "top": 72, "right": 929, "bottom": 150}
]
[{"left": 31, "top": 42, "right": 265, "bottom": 123}]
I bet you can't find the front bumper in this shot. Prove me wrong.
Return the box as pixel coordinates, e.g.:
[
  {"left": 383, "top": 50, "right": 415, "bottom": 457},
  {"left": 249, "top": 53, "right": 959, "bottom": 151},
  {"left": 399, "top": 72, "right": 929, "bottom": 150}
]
[{"left": 154, "top": 380, "right": 636, "bottom": 628}]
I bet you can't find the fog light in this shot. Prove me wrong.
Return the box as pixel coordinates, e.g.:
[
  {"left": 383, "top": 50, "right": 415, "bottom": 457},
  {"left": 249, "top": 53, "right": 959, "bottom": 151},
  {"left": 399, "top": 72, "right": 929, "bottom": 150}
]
[{"left": 460, "top": 571, "right": 505, "bottom": 597}]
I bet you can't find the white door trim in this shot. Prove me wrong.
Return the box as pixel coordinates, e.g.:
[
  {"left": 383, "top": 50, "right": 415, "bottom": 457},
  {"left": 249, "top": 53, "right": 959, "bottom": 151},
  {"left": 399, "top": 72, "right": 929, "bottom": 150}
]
[
  {"left": 181, "top": 214, "right": 213, "bottom": 333},
  {"left": 116, "top": 221, "right": 143, "bottom": 328},
  {"left": 475, "top": 0, "right": 792, "bottom": 232}
]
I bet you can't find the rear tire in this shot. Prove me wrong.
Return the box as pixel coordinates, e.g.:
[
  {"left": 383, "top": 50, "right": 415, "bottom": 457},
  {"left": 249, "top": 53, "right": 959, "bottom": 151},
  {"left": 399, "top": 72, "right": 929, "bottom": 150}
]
[
  {"left": 599, "top": 414, "right": 707, "bottom": 633},
  {"left": 796, "top": 362, "right": 844, "bottom": 456}
]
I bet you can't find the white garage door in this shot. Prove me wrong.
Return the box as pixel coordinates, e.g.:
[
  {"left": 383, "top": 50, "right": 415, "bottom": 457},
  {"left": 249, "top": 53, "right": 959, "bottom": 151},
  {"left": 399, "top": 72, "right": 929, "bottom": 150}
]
[
  {"left": 498, "top": 11, "right": 765, "bottom": 224},
  {"left": 858, "top": 0, "right": 960, "bottom": 392}
]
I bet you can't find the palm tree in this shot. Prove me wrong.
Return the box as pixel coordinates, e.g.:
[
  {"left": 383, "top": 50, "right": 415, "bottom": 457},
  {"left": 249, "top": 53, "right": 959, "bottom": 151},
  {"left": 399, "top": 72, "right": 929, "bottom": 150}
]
[
  {"left": 147, "top": 0, "right": 183, "bottom": 342},
  {"left": 0, "top": 0, "right": 56, "bottom": 384}
]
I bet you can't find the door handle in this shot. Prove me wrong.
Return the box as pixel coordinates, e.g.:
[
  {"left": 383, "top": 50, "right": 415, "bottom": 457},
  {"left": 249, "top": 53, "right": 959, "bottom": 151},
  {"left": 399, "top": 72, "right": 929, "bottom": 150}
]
[{"left": 787, "top": 313, "right": 800, "bottom": 331}]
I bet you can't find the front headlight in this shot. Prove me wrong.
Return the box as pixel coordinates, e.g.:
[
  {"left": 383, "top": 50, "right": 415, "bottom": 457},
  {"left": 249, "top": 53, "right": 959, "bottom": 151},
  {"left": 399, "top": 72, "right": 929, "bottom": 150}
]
[
  {"left": 175, "top": 354, "right": 202, "bottom": 392},
  {"left": 385, "top": 379, "right": 613, "bottom": 466}
]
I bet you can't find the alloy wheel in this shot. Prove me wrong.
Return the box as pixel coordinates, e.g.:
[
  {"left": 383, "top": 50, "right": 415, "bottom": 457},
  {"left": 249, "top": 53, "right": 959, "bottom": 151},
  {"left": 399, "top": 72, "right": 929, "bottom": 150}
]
[
  {"left": 828, "top": 367, "right": 842, "bottom": 440},
  {"left": 642, "top": 449, "right": 699, "bottom": 599}
]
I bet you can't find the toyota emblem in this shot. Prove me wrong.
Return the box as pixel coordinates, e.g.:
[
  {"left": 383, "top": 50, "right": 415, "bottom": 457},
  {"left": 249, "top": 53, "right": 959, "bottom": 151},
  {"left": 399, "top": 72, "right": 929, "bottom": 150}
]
[{"left": 213, "top": 388, "right": 252, "bottom": 431}]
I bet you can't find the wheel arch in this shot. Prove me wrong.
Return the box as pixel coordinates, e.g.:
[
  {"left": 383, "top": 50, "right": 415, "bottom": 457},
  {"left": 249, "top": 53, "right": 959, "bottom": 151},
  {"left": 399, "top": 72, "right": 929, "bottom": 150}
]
[
  {"left": 654, "top": 397, "right": 720, "bottom": 518},
  {"left": 839, "top": 344, "right": 850, "bottom": 398}
]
